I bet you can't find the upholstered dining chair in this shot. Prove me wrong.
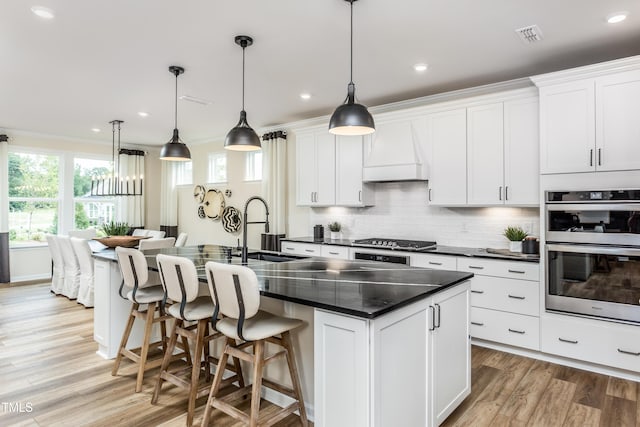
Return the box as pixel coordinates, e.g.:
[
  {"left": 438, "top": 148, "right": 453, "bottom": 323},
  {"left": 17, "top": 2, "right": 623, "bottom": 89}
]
[
  {"left": 174, "top": 232, "right": 188, "bottom": 247},
  {"left": 201, "top": 262, "right": 308, "bottom": 427},
  {"left": 57, "top": 235, "right": 80, "bottom": 299},
  {"left": 45, "top": 234, "right": 65, "bottom": 295},
  {"left": 152, "top": 254, "right": 244, "bottom": 427},
  {"left": 70, "top": 237, "right": 95, "bottom": 307},
  {"left": 138, "top": 237, "right": 175, "bottom": 251}
]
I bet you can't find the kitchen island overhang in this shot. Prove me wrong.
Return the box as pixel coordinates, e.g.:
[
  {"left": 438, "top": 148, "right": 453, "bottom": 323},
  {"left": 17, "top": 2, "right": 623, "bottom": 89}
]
[{"left": 92, "top": 245, "right": 473, "bottom": 426}]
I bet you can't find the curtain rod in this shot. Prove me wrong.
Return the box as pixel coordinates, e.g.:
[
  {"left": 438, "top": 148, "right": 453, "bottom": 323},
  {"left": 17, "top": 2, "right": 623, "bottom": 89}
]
[{"left": 261, "top": 130, "right": 287, "bottom": 141}]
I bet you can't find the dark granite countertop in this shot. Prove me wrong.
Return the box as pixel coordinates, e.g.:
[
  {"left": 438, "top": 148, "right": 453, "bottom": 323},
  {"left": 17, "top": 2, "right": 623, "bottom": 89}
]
[
  {"left": 93, "top": 245, "right": 472, "bottom": 319},
  {"left": 281, "top": 237, "right": 540, "bottom": 263}
]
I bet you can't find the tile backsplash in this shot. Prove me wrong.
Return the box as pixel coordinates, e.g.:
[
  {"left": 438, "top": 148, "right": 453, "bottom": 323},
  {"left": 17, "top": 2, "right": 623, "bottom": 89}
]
[{"left": 309, "top": 182, "right": 540, "bottom": 249}]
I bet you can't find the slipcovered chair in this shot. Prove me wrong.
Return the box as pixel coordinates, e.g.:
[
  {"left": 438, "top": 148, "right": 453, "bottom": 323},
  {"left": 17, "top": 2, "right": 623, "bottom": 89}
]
[
  {"left": 132, "top": 229, "right": 149, "bottom": 237},
  {"left": 68, "top": 228, "right": 97, "bottom": 239},
  {"left": 112, "top": 247, "right": 178, "bottom": 393},
  {"left": 57, "top": 235, "right": 80, "bottom": 299},
  {"left": 174, "top": 232, "right": 188, "bottom": 247},
  {"left": 152, "top": 254, "right": 244, "bottom": 427},
  {"left": 138, "top": 237, "right": 175, "bottom": 251},
  {"left": 201, "top": 262, "right": 308, "bottom": 427},
  {"left": 70, "top": 237, "right": 94, "bottom": 307},
  {"left": 146, "top": 230, "right": 166, "bottom": 239},
  {"left": 45, "top": 234, "right": 65, "bottom": 295}
]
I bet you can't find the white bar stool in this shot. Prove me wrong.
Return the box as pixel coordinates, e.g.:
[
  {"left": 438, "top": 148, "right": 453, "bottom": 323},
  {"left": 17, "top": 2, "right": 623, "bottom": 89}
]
[
  {"left": 201, "top": 261, "right": 308, "bottom": 427},
  {"left": 112, "top": 247, "right": 178, "bottom": 393},
  {"left": 152, "top": 254, "right": 244, "bottom": 427}
]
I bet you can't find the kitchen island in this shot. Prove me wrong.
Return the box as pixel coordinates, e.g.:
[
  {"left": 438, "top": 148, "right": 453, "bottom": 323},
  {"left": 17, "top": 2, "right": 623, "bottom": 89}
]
[{"left": 93, "top": 245, "right": 473, "bottom": 426}]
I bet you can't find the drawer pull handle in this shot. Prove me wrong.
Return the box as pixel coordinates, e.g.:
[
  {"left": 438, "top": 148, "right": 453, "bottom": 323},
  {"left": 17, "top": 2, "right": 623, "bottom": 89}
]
[
  {"left": 471, "top": 290, "right": 484, "bottom": 294},
  {"left": 508, "top": 269, "right": 525, "bottom": 274},
  {"left": 285, "top": 247, "right": 294, "bottom": 250},
  {"left": 428, "top": 261, "right": 443, "bottom": 265},
  {"left": 328, "top": 251, "right": 339, "bottom": 255},
  {"left": 304, "top": 249, "right": 315, "bottom": 253},
  {"left": 558, "top": 338, "right": 578, "bottom": 344},
  {"left": 508, "top": 294, "right": 525, "bottom": 300},
  {"left": 468, "top": 266, "right": 484, "bottom": 270},
  {"left": 508, "top": 328, "right": 525, "bottom": 334},
  {"left": 617, "top": 348, "right": 640, "bottom": 356},
  {"left": 471, "top": 321, "right": 484, "bottom": 326}
]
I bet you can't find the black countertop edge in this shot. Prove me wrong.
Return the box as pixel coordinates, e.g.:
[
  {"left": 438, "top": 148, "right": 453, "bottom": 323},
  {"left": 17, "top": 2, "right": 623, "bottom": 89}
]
[{"left": 281, "top": 237, "right": 540, "bottom": 263}]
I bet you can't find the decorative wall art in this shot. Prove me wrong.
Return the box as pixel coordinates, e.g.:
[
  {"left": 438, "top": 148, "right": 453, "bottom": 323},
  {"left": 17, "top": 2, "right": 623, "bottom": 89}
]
[
  {"left": 221, "top": 206, "right": 242, "bottom": 233},
  {"left": 193, "top": 184, "right": 242, "bottom": 234}
]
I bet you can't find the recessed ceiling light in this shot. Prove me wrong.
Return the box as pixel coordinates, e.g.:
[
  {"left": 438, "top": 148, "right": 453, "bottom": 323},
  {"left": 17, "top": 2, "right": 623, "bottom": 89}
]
[
  {"left": 607, "top": 11, "right": 628, "bottom": 24},
  {"left": 413, "top": 63, "right": 429, "bottom": 72},
  {"left": 138, "top": 111, "right": 149, "bottom": 117},
  {"left": 91, "top": 128, "right": 101, "bottom": 133},
  {"left": 300, "top": 93, "right": 312, "bottom": 100},
  {"left": 30, "top": 6, "right": 55, "bottom": 19}
]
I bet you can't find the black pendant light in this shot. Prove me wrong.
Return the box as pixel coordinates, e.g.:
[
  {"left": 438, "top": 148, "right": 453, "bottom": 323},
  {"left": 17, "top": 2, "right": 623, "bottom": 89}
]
[
  {"left": 225, "top": 35, "right": 261, "bottom": 151},
  {"left": 160, "top": 65, "right": 191, "bottom": 161},
  {"left": 329, "top": 0, "right": 375, "bottom": 136}
]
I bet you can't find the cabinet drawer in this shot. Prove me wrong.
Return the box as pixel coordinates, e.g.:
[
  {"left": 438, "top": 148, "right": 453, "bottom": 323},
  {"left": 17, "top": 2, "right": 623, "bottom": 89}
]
[
  {"left": 411, "top": 253, "right": 457, "bottom": 271},
  {"left": 470, "top": 276, "right": 539, "bottom": 316},
  {"left": 458, "top": 257, "right": 539, "bottom": 281},
  {"left": 281, "top": 242, "right": 320, "bottom": 256},
  {"left": 470, "top": 307, "right": 540, "bottom": 350},
  {"left": 541, "top": 315, "right": 640, "bottom": 373},
  {"left": 320, "top": 245, "right": 350, "bottom": 259}
]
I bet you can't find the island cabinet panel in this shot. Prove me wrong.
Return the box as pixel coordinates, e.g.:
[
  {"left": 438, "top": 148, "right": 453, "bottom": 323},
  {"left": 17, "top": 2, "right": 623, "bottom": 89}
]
[
  {"left": 314, "top": 281, "right": 471, "bottom": 427},
  {"left": 314, "top": 310, "right": 370, "bottom": 427},
  {"left": 280, "top": 241, "right": 321, "bottom": 257}
]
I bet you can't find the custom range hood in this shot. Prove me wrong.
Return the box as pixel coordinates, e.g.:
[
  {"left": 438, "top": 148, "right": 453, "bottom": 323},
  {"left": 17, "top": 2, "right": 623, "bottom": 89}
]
[{"left": 362, "top": 120, "right": 429, "bottom": 182}]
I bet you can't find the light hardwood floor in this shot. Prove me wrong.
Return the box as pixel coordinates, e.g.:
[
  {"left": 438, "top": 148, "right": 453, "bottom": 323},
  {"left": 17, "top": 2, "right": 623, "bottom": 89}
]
[{"left": 1, "top": 282, "right": 639, "bottom": 426}]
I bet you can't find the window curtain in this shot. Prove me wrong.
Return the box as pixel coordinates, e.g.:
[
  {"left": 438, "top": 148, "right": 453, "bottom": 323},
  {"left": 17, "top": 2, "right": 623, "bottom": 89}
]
[
  {"left": 0, "top": 135, "right": 10, "bottom": 283},
  {"left": 117, "top": 149, "right": 145, "bottom": 228},
  {"left": 261, "top": 131, "right": 287, "bottom": 237},
  {"left": 159, "top": 160, "right": 178, "bottom": 238}
]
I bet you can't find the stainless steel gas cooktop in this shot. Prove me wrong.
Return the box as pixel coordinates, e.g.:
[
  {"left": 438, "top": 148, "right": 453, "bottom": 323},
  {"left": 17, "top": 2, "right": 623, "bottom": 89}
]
[{"left": 352, "top": 238, "right": 437, "bottom": 251}]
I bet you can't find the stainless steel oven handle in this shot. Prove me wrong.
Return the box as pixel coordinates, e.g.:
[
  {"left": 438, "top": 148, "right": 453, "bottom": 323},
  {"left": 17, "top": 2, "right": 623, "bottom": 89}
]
[
  {"left": 546, "top": 243, "right": 640, "bottom": 257},
  {"left": 546, "top": 203, "right": 640, "bottom": 211}
]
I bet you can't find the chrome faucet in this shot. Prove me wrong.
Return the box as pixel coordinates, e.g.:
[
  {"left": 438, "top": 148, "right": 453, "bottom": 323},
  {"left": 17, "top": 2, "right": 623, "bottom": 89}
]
[{"left": 241, "top": 196, "right": 270, "bottom": 264}]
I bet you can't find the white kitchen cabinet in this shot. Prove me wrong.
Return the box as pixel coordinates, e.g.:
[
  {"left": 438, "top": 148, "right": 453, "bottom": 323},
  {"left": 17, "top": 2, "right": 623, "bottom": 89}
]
[
  {"left": 458, "top": 257, "right": 541, "bottom": 350},
  {"left": 595, "top": 69, "right": 640, "bottom": 171},
  {"left": 467, "top": 98, "right": 539, "bottom": 205},
  {"left": 335, "top": 135, "right": 374, "bottom": 206},
  {"left": 280, "top": 241, "right": 321, "bottom": 257},
  {"left": 535, "top": 61, "right": 640, "bottom": 174},
  {"left": 427, "top": 108, "right": 467, "bottom": 205},
  {"left": 314, "top": 281, "right": 470, "bottom": 427},
  {"left": 541, "top": 313, "right": 640, "bottom": 373},
  {"left": 296, "top": 131, "right": 335, "bottom": 206},
  {"left": 320, "top": 244, "right": 350, "bottom": 259},
  {"left": 411, "top": 252, "right": 457, "bottom": 271}
]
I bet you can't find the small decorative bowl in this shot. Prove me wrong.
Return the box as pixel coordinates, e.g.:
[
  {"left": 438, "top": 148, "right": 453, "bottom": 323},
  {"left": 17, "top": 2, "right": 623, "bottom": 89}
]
[{"left": 93, "top": 236, "right": 148, "bottom": 248}]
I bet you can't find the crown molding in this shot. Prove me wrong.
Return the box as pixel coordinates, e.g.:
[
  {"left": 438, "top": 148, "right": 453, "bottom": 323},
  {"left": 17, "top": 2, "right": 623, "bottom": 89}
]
[{"left": 531, "top": 55, "right": 640, "bottom": 86}]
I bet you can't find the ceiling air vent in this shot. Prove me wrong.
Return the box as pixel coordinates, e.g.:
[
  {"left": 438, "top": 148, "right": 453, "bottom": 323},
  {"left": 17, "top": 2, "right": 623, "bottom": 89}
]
[{"left": 515, "top": 25, "right": 543, "bottom": 44}]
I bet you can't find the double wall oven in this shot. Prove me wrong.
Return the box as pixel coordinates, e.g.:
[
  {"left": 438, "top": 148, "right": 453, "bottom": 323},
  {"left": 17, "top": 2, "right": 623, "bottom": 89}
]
[{"left": 545, "top": 189, "right": 640, "bottom": 323}]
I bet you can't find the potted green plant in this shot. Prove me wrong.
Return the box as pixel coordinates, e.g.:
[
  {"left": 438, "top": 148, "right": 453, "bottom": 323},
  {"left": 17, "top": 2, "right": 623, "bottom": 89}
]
[
  {"left": 99, "top": 221, "right": 130, "bottom": 237},
  {"left": 503, "top": 226, "right": 528, "bottom": 252},
  {"left": 328, "top": 221, "right": 342, "bottom": 240}
]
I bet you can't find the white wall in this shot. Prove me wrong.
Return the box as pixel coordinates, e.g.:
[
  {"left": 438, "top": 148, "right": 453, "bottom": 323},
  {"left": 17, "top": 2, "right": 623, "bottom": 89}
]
[{"left": 307, "top": 181, "right": 539, "bottom": 249}]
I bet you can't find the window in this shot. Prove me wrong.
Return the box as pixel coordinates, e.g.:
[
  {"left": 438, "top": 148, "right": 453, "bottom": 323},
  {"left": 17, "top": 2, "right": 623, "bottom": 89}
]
[
  {"left": 74, "top": 157, "right": 115, "bottom": 229},
  {"left": 174, "top": 161, "right": 193, "bottom": 185},
  {"left": 8, "top": 152, "right": 60, "bottom": 246},
  {"left": 208, "top": 152, "right": 227, "bottom": 183},
  {"left": 245, "top": 151, "right": 262, "bottom": 181}
]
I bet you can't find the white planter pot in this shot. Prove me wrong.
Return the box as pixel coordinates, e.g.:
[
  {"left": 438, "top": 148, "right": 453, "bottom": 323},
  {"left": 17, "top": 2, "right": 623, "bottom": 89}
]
[
  {"left": 330, "top": 231, "right": 341, "bottom": 240},
  {"left": 509, "top": 241, "right": 522, "bottom": 253}
]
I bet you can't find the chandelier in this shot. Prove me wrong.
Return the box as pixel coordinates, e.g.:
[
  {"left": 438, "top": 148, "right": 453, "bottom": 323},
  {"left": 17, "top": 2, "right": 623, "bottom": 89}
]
[{"left": 90, "top": 120, "right": 143, "bottom": 197}]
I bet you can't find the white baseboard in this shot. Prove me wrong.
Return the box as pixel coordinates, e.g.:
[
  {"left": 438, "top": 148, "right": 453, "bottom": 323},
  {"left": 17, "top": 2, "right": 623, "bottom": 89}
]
[
  {"left": 472, "top": 338, "right": 640, "bottom": 382},
  {"left": 10, "top": 273, "right": 50, "bottom": 283},
  {"left": 262, "top": 386, "right": 315, "bottom": 423}
]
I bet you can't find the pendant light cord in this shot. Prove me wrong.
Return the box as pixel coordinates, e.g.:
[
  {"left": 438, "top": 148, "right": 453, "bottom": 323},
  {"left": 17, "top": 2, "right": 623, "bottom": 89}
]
[
  {"left": 242, "top": 44, "right": 246, "bottom": 111},
  {"left": 174, "top": 71, "right": 178, "bottom": 129},
  {"left": 350, "top": 0, "right": 354, "bottom": 85}
]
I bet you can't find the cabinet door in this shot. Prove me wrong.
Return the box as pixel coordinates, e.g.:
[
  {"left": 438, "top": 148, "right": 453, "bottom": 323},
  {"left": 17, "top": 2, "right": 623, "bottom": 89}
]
[
  {"left": 539, "top": 79, "right": 595, "bottom": 174},
  {"left": 596, "top": 69, "right": 640, "bottom": 172},
  {"left": 314, "top": 132, "right": 336, "bottom": 206},
  {"left": 430, "top": 282, "right": 471, "bottom": 426},
  {"left": 427, "top": 108, "right": 467, "bottom": 205},
  {"left": 335, "top": 135, "right": 366, "bottom": 206},
  {"left": 296, "top": 133, "right": 317, "bottom": 206},
  {"left": 504, "top": 97, "right": 539, "bottom": 205},
  {"left": 467, "top": 103, "right": 504, "bottom": 205}
]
